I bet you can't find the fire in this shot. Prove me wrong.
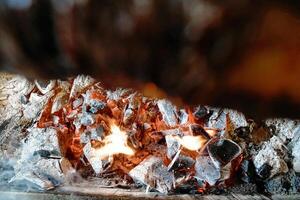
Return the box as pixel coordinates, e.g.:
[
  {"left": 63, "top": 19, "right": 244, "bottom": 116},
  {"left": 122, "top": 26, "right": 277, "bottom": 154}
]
[
  {"left": 172, "top": 135, "right": 207, "bottom": 151},
  {"left": 94, "top": 123, "right": 135, "bottom": 159}
]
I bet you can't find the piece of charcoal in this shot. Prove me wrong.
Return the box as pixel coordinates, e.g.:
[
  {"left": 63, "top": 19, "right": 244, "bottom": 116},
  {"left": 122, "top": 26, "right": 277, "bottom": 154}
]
[
  {"left": 289, "top": 126, "right": 300, "bottom": 173},
  {"left": 90, "top": 126, "right": 104, "bottom": 140},
  {"left": 80, "top": 113, "right": 95, "bottom": 126},
  {"left": 35, "top": 80, "right": 56, "bottom": 95},
  {"left": 195, "top": 155, "right": 221, "bottom": 186},
  {"left": 190, "top": 124, "right": 211, "bottom": 139},
  {"left": 165, "top": 135, "right": 181, "bottom": 159},
  {"left": 193, "top": 105, "right": 210, "bottom": 119},
  {"left": 88, "top": 99, "right": 106, "bottom": 113},
  {"left": 83, "top": 142, "right": 108, "bottom": 174},
  {"left": 207, "top": 138, "right": 242, "bottom": 167},
  {"left": 157, "top": 99, "right": 178, "bottom": 127},
  {"left": 265, "top": 170, "right": 300, "bottom": 195},
  {"left": 9, "top": 171, "right": 55, "bottom": 191},
  {"left": 234, "top": 126, "right": 250, "bottom": 139},
  {"left": 178, "top": 109, "right": 189, "bottom": 125},
  {"left": 129, "top": 156, "right": 175, "bottom": 194},
  {"left": 264, "top": 119, "right": 300, "bottom": 143},
  {"left": 72, "top": 97, "right": 83, "bottom": 109},
  {"left": 253, "top": 136, "right": 288, "bottom": 178},
  {"left": 257, "top": 163, "right": 272, "bottom": 180},
  {"left": 169, "top": 154, "right": 195, "bottom": 172},
  {"left": 206, "top": 108, "right": 248, "bottom": 133},
  {"left": 33, "top": 150, "right": 51, "bottom": 158},
  {"left": 238, "top": 160, "right": 256, "bottom": 183},
  {"left": 69, "top": 75, "right": 95, "bottom": 99}
]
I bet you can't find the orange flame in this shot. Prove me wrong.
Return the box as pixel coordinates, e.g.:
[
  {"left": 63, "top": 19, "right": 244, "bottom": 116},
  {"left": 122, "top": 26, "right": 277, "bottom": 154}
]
[
  {"left": 94, "top": 123, "right": 135, "bottom": 159},
  {"left": 170, "top": 135, "right": 207, "bottom": 151}
]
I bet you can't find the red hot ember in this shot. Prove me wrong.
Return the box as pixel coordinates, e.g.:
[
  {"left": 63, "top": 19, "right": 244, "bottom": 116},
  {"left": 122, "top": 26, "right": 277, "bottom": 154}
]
[{"left": 32, "top": 75, "right": 243, "bottom": 193}]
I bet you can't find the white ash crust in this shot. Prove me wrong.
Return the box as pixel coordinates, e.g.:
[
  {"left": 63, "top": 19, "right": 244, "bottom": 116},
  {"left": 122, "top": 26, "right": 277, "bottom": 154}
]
[
  {"left": 206, "top": 108, "right": 248, "bottom": 134},
  {"left": 253, "top": 136, "right": 288, "bottom": 178},
  {"left": 129, "top": 156, "right": 175, "bottom": 194},
  {"left": 264, "top": 118, "right": 300, "bottom": 143},
  {"left": 195, "top": 156, "right": 220, "bottom": 185},
  {"left": 69, "top": 75, "right": 95, "bottom": 99},
  {"left": 290, "top": 127, "right": 300, "bottom": 173},
  {"left": 0, "top": 74, "right": 34, "bottom": 122},
  {"left": 157, "top": 99, "right": 178, "bottom": 127},
  {"left": 34, "top": 80, "right": 56, "bottom": 95},
  {"left": 23, "top": 92, "right": 54, "bottom": 120}
]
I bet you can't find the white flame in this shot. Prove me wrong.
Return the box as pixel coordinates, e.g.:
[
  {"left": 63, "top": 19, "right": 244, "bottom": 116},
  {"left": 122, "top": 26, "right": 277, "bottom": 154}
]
[
  {"left": 172, "top": 135, "right": 206, "bottom": 151},
  {"left": 95, "top": 124, "right": 135, "bottom": 159}
]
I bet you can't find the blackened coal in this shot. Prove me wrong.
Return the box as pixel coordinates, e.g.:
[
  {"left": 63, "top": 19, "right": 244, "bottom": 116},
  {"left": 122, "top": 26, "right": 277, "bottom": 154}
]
[
  {"left": 33, "top": 150, "right": 51, "bottom": 158},
  {"left": 234, "top": 126, "right": 250, "bottom": 139},
  {"left": 257, "top": 163, "right": 272, "bottom": 180},
  {"left": 193, "top": 106, "right": 210, "bottom": 119},
  {"left": 265, "top": 170, "right": 300, "bottom": 194},
  {"left": 238, "top": 160, "right": 256, "bottom": 183},
  {"left": 208, "top": 139, "right": 241, "bottom": 166},
  {"left": 190, "top": 124, "right": 211, "bottom": 139}
]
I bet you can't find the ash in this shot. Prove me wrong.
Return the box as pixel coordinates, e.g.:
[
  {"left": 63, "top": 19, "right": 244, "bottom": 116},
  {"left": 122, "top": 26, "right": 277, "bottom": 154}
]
[{"left": 0, "top": 74, "right": 300, "bottom": 195}]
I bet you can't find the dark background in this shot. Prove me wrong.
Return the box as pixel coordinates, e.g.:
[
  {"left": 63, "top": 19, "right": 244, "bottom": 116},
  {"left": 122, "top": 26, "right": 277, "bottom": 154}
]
[{"left": 1, "top": 0, "right": 300, "bottom": 119}]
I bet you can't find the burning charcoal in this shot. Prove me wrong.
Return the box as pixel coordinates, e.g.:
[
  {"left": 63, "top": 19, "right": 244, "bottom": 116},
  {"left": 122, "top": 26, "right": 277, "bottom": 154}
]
[
  {"left": 123, "top": 107, "right": 135, "bottom": 124},
  {"left": 257, "top": 163, "right": 272, "bottom": 180},
  {"left": 88, "top": 99, "right": 106, "bottom": 113},
  {"left": 195, "top": 156, "right": 221, "bottom": 186},
  {"left": 157, "top": 99, "right": 178, "bottom": 127},
  {"left": 80, "top": 113, "right": 95, "bottom": 126},
  {"left": 162, "top": 128, "right": 182, "bottom": 136},
  {"left": 206, "top": 108, "right": 248, "bottom": 134},
  {"left": 90, "top": 126, "right": 104, "bottom": 141},
  {"left": 190, "top": 124, "right": 211, "bottom": 139},
  {"left": 51, "top": 91, "right": 69, "bottom": 113},
  {"left": 207, "top": 138, "right": 242, "bottom": 167},
  {"left": 253, "top": 136, "right": 288, "bottom": 178},
  {"left": 165, "top": 135, "right": 181, "bottom": 159},
  {"left": 83, "top": 142, "right": 108, "bottom": 174},
  {"left": 193, "top": 105, "right": 210, "bottom": 119},
  {"left": 168, "top": 154, "right": 195, "bottom": 172},
  {"left": 34, "top": 80, "right": 56, "bottom": 94},
  {"left": 107, "top": 88, "right": 131, "bottom": 100},
  {"left": 72, "top": 97, "right": 83, "bottom": 109},
  {"left": 238, "top": 160, "right": 256, "bottom": 183},
  {"left": 129, "top": 156, "right": 175, "bottom": 194},
  {"left": 80, "top": 126, "right": 104, "bottom": 144},
  {"left": 80, "top": 131, "right": 91, "bottom": 144},
  {"left": 178, "top": 109, "right": 189, "bottom": 125},
  {"left": 265, "top": 170, "right": 300, "bottom": 195},
  {"left": 69, "top": 75, "right": 95, "bottom": 98}
]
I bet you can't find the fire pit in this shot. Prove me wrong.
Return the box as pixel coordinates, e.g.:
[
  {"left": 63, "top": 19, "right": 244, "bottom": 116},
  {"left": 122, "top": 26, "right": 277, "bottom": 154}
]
[{"left": 1, "top": 74, "right": 300, "bottom": 199}]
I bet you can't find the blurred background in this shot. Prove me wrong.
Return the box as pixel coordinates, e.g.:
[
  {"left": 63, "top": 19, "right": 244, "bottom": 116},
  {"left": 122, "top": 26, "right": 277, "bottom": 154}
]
[{"left": 1, "top": 0, "right": 300, "bottom": 119}]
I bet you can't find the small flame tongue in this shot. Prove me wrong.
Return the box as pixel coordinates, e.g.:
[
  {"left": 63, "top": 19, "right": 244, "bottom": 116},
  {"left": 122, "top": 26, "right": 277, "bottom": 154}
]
[
  {"left": 94, "top": 123, "right": 135, "bottom": 159},
  {"left": 172, "top": 135, "right": 207, "bottom": 151}
]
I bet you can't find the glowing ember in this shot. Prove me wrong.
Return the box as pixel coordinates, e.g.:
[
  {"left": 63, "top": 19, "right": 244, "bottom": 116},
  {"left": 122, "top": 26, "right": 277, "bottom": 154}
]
[
  {"left": 95, "top": 123, "right": 135, "bottom": 159},
  {"left": 172, "top": 135, "right": 207, "bottom": 151}
]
